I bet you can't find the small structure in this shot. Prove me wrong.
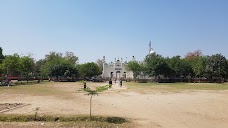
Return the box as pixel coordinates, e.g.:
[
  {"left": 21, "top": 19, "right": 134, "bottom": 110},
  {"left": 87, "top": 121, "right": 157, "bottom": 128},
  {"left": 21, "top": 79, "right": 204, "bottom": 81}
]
[
  {"left": 102, "top": 57, "right": 133, "bottom": 80},
  {"left": 101, "top": 42, "right": 155, "bottom": 81}
]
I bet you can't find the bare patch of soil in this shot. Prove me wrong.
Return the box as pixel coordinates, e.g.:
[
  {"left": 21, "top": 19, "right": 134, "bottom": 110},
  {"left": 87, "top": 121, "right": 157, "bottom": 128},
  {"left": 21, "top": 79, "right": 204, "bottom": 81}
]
[
  {"left": 0, "top": 103, "right": 30, "bottom": 113},
  {"left": 0, "top": 82, "right": 228, "bottom": 128}
]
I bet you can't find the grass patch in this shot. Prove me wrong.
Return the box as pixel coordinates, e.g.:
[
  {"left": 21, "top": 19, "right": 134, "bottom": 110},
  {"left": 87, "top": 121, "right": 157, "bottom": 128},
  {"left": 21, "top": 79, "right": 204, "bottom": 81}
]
[
  {"left": 0, "top": 114, "right": 128, "bottom": 124},
  {"left": 83, "top": 85, "right": 110, "bottom": 93},
  {"left": 126, "top": 82, "right": 228, "bottom": 90},
  {"left": 96, "top": 85, "right": 110, "bottom": 92},
  {"left": 15, "top": 80, "right": 41, "bottom": 85},
  {"left": 0, "top": 82, "right": 69, "bottom": 97}
]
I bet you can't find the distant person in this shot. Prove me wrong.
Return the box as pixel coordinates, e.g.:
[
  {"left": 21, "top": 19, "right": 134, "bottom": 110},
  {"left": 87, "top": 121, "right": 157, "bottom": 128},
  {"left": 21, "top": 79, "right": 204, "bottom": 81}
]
[
  {"left": 83, "top": 80, "right": 87, "bottom": 89},
  {"left": 109, "top": 79, "right": 112, "bottom": 88},
  {"left": 120, "top": 79, "right": 122, "bottom": 87}
]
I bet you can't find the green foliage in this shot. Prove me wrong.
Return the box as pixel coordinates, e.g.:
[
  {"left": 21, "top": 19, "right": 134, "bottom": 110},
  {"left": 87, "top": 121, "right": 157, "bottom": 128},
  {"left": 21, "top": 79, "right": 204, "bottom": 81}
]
[
  {"left": 40, "top": 52, "right": 79, "bottom": 79},
  {"left": 20, "top": 56, "right": 35, "bottom": 82},
  {"left": 0, "top": 64, "right": 3, "bottom": 75},
  {"left": 191, "top": 56, "right": 206, "bottom": 77},
  {"left": 83, "top": 84, "right": 109, "bottom": 120},
  {"left": 127, "top": 60, "right": 142, "bottom": 79},
  {"left": 34, "top": 59, "right": 46, "bottom": 77},
  {"left": 127, "top": 82, "right": 228, "bottom": 90},
  {"left": 0, "top": 114, "right": 127, "bottom": 124},
  {"left": 0, "top": 54, "right": 35, "bottom": 78},
  {"left": 50, "top": 62, "right": 78, "bottom": 78},
  {"left": 1, "top": 48, "right": 228, "bottom": 82},
  {"left": 96, "top": 85, "right": 110, "bottom": 92},
  {"left": 64, "top": 51, "right": 79, "bottom": 65},
  {"left": 106, "top": 117, "right": 127, "bottom": 124},
  {"left": 0, "top": 47, "right": 5, "bottom": 63},
  {"left": 34, "top": 107, "right": 40, "bottom": 121},
  {"left": 185, "top": 51, "right": 206, "bottom": 78},
  {"left": 144, "top": 53, "right": 172, "bottom": 78},
  {"left": 2, "top": 53, "right": 21, "bottom": 76},
  {"left": 205, "top": 54, "right": 228, "bottom": 79},
  {"left": 78, "top": 62, "right": 102, "bottom": 78}
]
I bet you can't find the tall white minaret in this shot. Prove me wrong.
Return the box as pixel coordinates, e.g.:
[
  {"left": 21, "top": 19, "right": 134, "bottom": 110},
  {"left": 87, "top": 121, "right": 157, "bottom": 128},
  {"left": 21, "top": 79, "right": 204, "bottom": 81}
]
[
  {"left": 149, "top": 41, "right": 155, "bottom": 54},
  {"left": 102, "top": 56, "right": 105, "bottom": 78}
]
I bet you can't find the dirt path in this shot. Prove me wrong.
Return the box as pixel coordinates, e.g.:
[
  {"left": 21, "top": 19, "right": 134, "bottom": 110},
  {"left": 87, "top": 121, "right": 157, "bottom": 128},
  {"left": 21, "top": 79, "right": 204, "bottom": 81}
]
[{"left": 0, "top": 82, "right": 228, "bottom": 128}]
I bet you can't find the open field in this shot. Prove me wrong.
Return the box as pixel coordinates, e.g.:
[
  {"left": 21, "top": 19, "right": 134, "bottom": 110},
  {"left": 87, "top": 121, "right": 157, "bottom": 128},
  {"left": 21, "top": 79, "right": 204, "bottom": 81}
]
[{"left": 0, "top": 81, "right": 228, "bottom": 127}]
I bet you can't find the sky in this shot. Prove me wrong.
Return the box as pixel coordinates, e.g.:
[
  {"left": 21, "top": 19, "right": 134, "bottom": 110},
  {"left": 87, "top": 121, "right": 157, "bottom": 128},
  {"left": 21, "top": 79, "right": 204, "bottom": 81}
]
[{"left": 0, "top": 0, "right": 228, "bottom": 63}]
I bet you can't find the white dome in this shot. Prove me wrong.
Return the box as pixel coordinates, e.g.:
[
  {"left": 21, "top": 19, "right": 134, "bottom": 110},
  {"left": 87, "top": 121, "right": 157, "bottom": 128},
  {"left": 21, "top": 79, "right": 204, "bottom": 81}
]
[{"left": 149, "top": 48, "right": 155, "bottom": 54}]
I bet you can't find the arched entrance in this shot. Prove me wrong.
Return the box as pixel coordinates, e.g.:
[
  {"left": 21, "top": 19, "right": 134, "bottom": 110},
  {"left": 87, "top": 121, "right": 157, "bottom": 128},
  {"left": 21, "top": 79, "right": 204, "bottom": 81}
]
[
  {"left": 116, "top": 71, "right": 121, "bottom": 80},
  {"left": 110, "top": 72, "right": 113, "bottom": 79},
  {"left": 123, "top": 72, "right": 126, "bottom": 79}
]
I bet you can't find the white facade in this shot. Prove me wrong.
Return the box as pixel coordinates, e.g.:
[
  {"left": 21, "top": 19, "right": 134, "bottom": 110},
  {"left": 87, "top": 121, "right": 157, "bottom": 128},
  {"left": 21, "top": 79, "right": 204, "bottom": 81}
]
[
  {"left": 102, "top": 42, "right": 154, "bottom": 80},
  {"left": 102, "top": 59, "right": 133, "bottom": 80}
]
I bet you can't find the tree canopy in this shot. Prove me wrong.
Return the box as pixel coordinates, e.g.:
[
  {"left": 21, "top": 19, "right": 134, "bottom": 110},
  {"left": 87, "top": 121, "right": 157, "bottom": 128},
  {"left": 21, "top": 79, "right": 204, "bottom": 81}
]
[
  {"left": 0, "top": 46, "right": 228, "bottom": 83},
  {"left": 78, "top": 62, "right": 102, "bottom": 79},
  {"left": 40, "top": 52, "right": 79, "bottom": 79},
  {"left": 127, "top": 60, "right": 142, "bottom": 79}
]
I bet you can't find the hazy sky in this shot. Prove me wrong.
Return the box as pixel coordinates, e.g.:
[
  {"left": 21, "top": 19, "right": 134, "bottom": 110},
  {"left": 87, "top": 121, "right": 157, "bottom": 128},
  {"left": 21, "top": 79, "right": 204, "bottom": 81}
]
[{"left": 0, "top": 0, "right": 228, "bottom": 63}]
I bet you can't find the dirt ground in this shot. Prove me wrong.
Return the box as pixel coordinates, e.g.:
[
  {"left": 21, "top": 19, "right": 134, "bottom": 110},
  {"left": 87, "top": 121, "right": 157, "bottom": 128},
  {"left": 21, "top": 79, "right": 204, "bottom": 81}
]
[{"left": 0, "top": 82, "right": 228, "bottom": 128}]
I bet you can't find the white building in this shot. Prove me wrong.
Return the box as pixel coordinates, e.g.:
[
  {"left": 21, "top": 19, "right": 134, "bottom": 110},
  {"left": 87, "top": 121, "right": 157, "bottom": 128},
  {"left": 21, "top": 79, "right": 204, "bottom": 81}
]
[
  {"left": 101, "top": 41, "right": 155, "bottom": 80},
  {"left": 102, "top": 57, "right": 134, "bottom": 80}
]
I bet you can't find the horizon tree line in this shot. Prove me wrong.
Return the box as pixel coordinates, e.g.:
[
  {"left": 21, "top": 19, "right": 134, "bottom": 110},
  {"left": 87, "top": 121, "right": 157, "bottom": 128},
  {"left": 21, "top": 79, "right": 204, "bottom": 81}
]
[
  {"left": 1, "top": 47, "right": 228, "bottom": 83},
  {"left": 0, "top": 47, "right": 101, "bottom": 81},
  {"left": 127, "top": 50, "right": 228, "bottom": 82}
]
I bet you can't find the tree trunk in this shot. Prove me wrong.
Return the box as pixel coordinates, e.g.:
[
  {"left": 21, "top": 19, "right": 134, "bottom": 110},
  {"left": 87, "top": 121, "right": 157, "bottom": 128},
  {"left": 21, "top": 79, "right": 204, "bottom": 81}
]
[{"left": 90, "top": 95, "right": 93, "bottom": 120}]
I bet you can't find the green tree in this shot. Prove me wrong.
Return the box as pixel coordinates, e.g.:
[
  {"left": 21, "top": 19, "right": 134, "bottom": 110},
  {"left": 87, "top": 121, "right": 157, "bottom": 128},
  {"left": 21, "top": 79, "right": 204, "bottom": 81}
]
[
  {"left": 144, "top": 53, "right": 172, "bottom": 80},
  {"left": 64, "top": 51, "right": 78, "bottom": 65},
  {"left": 0, "top": 47, "right": 5, "bottom": 63},
  {"left": 167, "top": 56, "right": 182, "bottom": 77},
  {"left": 205, "top": 54, "right": 228, "bottom": 80},
  {"left": 191, "top": 56, "right": 207, "bottom": 77},
  {"left": 40, "top": 52, "right": 79, "bottom": 79},
  {"left": 0, "top": 47, "right": 5, "bottom": 75},
  {"left": 78, "top": 62, "right": 101, "bottom": 78},
  {"left": 185, "top": 50, "right": 204, "bottom": 77},
  {"left": 167, "top": 56, "right": 193, "bottom": 79},
  {"left": 50, "top": 61, "right": 78, "bottom": 79},
  {"left": 40, "top": 52, "right": 63, "bottom": 77},
  {"left": 2, "top": 54, "right": 21, "bottom": 76},
  {"left": 20, "top": 56, "right": 35, "bottom": 83},
  {"left": 185, "top": 50, "right": 202, "bottom": 60},
  {"left": 127, "top": 60, "right": 142, "bottom": 79},
  {"left": 85, "top": 89, "right": 98, "bottom": 120},
  {"left": 34, "top": 59, "right": 46, "bottom": 78},
  {"left": 0, "top": 64, "right": 3, "bottom": 76}
]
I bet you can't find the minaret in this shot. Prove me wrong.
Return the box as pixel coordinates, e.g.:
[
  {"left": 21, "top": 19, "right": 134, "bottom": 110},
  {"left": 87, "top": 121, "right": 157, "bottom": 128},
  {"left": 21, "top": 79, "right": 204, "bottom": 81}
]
[
  {"left": 102, "top": 56, "right": 105, "bottom": 78},
  {"left": 121, "top": 58, "right": 123, "bottom": 67},
  {"left": 149, "top": 41, "right": 155, "bottom": 54}
]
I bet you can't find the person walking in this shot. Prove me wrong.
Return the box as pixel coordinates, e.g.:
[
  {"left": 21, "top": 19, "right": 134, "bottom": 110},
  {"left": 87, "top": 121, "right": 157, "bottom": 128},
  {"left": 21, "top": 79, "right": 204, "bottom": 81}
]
[
  {"left": 120, "top": 79, "right": 122, "bottom": 87},
  {"left": 83, "top": 80, "right": 87, "bottom": 89},
  {"left": 109, "top": 79, "right": 112, "bottom": 88}
]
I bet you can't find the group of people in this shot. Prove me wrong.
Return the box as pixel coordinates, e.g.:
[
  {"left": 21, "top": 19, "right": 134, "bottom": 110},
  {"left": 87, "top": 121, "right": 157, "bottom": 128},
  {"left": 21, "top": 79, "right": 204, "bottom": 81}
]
[
  {"left": 109, "top": 79, "right": 122, "bottom": 88},
  {"left": 83, "top": 79, "right": 123, "bottom": 90}
]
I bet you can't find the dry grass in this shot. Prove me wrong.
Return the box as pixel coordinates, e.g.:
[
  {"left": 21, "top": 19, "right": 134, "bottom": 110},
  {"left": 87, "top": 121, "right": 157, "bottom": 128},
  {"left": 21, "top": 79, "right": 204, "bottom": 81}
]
[
  {"left": 127, "top": 82, "right": 228, "bottom": 90},
  {"left": 1, "top": 81, "right": 228, "bottom": 128}
]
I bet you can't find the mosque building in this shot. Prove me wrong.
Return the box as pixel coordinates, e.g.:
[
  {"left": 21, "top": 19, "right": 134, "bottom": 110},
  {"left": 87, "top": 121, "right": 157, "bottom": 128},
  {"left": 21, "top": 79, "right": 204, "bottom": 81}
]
[
  {"left": 101, "top": 57, "right": 134, "bottom": 80},
  {"left": 101, "top": 42, "right": 155, "bottom": 80}
]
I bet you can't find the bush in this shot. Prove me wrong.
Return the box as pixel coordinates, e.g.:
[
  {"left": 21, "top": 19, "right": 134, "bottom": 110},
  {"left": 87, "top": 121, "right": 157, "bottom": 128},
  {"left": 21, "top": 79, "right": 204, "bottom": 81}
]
[{"left": 0, "top": 115, "right": 127, "bottom": 124}]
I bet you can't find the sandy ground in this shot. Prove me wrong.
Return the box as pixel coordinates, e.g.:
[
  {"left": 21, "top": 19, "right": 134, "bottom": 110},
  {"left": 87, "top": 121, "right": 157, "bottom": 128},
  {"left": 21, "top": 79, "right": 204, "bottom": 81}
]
[{"left": 0, "top": 82, "right": 228, "bottom": 128}]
